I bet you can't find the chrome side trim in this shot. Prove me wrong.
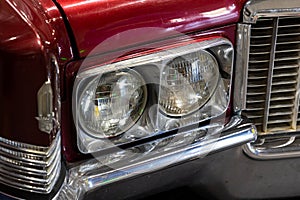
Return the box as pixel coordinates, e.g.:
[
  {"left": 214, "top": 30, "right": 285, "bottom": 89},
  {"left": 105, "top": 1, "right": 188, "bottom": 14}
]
[
  {"left": 0, "top": 137, "right": 49, "bottom": 154},
  {"left": 244, "top": 0, "right": 300, "bottom": 23},
  {"left": 0, "top": 134, "right": 61, "bottom": 194},
  {"left": 234, "top": 24, "right": 251, "bottom": 112},
  {"left": 55, "top": 115, "right": 257, "bottom": 199},
  {"left": 0, "top": 192, "right": 24, "bottom": 200}
]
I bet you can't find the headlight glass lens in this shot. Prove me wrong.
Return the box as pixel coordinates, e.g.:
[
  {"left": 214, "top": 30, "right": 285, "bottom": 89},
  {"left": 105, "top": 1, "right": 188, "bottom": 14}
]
[
  {"left": 159, "top": 50, "right": 219, "bottom": 116},
  {"left": 79, "top": 70, "right": 147, "bottom": 138}
]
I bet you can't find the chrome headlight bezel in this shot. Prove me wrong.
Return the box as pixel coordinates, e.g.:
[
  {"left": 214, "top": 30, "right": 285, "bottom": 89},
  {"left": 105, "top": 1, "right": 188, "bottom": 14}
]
[
  {"left": 159, "top": 49, "right": 221, "bottom": 117},
  {"left": 78, "top": 69, "right": 148, "bottom": 139},
  {"left": 73, "top": 37, "right": 234, "bottom": 154}
]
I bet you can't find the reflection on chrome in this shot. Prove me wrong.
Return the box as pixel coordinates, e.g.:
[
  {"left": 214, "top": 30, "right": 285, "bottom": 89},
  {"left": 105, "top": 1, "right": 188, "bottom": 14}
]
[
  {"left": 54, "top": 115, "right": 257, "bottom": 199},
  {"left": 0, "top": 134, "right": 61, "bottom": 194},
  {"left": 74, "top": 38, "right": 234, "bottom": 154},
  {"left": 240, "top": 0, "right": 300, "bottom": 159}
]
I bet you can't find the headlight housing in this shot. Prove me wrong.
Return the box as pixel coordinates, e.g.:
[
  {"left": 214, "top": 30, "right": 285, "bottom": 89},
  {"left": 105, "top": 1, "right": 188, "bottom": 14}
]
[
  {"left": 159, "top": 50, "right": 220, "bottom": 116},
  {"left": 79, "top": 70, "right": 147, "bottom": 138},
  {"left": 73, "top": 37, "right": 233, "bottom": 153}
]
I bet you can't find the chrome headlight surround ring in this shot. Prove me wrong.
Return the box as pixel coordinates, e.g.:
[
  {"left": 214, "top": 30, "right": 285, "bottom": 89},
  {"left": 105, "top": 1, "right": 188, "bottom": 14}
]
[
  {"left": 159, "top": 49, "right": 221, "bottom": 117},
  {"left": 73, "top": 37, "right": 234, "bottom": 153},
  {"left": 77, "top": 69, "right": 148, "bottom": 139}
]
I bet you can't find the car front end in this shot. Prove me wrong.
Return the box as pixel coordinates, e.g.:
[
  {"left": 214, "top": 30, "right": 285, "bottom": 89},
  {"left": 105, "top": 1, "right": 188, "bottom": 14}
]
[{"left": 1, "top": 0, "right": 300, "bottom": 199}]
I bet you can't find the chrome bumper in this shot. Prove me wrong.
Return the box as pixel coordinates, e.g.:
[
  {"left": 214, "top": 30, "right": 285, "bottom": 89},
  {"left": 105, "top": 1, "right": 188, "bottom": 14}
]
[{"left": 53, "top": 115, "right": 257, "bottom": 200}]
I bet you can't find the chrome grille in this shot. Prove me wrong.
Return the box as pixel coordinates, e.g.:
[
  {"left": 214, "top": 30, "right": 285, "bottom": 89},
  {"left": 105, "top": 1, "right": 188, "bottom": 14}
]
[
  {"left": 244, "top": 16, "right": 300, "bottom": 135},
  {"left": 0, "top": 135, "right": 61, "bottom": 194}
]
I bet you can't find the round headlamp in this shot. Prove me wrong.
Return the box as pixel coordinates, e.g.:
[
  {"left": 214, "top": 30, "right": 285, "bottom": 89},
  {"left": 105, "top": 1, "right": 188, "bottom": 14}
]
[
  {"left": 159, "top": 50, "right": 220, "bottom": 116},
  {"left": 79, "top": 69, "right": 147, "bottom": 138}
]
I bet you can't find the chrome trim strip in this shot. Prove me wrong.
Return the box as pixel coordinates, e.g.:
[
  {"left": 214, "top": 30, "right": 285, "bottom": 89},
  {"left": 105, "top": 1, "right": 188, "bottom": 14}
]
[
  {"left": 0, "top": 192, "right": 24, "bottom": 200},
  {"left": 0, "top": 135, "right": 61, "bottom": 194},
  {"left": 0, "top": 137, "right": 49, "bottom": 155},
  {"left": 234, "top": 24, "right": 251, "bottom": 112},
  {"left": 243, "top": 139, "right": 300, "bottom": 160},
  {"left": 55, "top": 115, "right": 257, "bottom": 199},
  {"left": 262, "top": 18, "right": 278, "bottom": 132},
  {"left": 244, "top": 0, "right": 300, "bottom": 23}
]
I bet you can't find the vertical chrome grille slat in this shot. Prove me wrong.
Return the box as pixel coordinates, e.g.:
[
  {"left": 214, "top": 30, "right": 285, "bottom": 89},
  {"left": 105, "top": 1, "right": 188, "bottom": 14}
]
[
  {"left": 262, "top": 18, "right": 279, "bottom": 132},
  {"left": 244, "top": 15, "right": 300, "bottom": 135}
]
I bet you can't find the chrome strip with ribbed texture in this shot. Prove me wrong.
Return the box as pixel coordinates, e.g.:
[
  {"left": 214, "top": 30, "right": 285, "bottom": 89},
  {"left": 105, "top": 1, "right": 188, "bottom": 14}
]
[{"left": 0, "top": 134, "right": 61, "bottom": 193}]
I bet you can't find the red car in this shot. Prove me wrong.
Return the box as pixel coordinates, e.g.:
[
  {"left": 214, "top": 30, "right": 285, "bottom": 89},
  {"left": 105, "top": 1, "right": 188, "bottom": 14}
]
[{"left": 1, "top": 0, "right": 299, "bottom": 199}]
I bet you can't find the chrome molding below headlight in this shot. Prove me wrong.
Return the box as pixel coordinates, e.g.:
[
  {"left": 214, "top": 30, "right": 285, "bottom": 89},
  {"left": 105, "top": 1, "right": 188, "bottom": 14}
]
[{"left": 54, "top": 115, "right": 257, "bottom": 200}]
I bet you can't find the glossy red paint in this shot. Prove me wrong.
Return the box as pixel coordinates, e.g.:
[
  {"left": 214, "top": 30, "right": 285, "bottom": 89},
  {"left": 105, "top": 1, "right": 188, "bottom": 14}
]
[
  {"left": 0, "top": 0, "right": 72, "bottom": 146},
  {"left": 0, "top": 0, "right": 247, "bottom": 160},
  {"left": 57, "top": 0, "right": 246, "bottom": 160},
  {"left": 57, "top": 0, "right": 247, "bottom": 58}
]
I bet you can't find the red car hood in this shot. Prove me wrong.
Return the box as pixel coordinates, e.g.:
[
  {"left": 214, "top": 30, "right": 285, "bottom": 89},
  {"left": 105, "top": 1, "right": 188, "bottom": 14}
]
[{"left": 57, "top": 0, "right": 246, "bottom": 58}]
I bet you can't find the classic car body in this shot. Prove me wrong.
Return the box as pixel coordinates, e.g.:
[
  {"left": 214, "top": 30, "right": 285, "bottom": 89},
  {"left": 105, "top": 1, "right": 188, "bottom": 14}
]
[{"left": 1, "top": 0, "right": 300, "bottom": 199}]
